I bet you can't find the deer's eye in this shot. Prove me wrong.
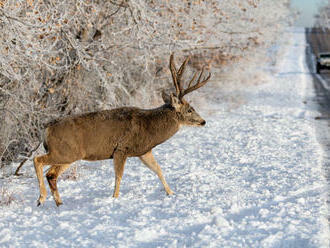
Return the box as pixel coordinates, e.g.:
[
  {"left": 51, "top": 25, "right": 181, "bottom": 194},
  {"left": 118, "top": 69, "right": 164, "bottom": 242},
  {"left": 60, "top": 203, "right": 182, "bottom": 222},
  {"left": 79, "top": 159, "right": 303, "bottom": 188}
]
[{"left": 188, "top": 109, "right": 192, "bottom": 113}]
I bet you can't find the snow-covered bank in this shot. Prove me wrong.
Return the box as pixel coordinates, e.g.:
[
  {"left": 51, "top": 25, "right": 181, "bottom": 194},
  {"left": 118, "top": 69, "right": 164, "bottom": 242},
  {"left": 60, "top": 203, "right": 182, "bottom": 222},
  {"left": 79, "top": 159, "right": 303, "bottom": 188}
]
[{"left": 0, "top": 29, "right": 329, "bottom": 247}]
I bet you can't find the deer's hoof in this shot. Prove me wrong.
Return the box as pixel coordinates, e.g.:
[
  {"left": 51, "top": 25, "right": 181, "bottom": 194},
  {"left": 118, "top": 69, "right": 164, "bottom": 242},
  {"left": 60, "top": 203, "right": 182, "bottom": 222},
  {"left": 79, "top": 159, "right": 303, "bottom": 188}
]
[
  {"left": 166, "top": 189, "right": 174, "bottom": 195},
  {"left": 37, "top": 200, "right": 43, "bottom": 207},
  {"left": 37, "top": 195, "right": 46, "bottom": 206}
]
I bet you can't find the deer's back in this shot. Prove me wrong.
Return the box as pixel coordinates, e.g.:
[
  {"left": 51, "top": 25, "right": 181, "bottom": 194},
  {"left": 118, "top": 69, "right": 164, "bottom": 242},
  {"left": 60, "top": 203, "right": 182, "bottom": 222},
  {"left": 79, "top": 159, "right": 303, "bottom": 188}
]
[{"left": 44, "top": 108, "right": 140, "bottom": 161}]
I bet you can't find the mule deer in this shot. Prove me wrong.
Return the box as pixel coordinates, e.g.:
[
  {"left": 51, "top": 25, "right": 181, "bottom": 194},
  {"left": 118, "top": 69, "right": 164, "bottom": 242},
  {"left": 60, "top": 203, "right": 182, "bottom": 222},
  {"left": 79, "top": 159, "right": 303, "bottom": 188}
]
[{"left": 33, "top": 54, "right": 211, "bottom": 206}]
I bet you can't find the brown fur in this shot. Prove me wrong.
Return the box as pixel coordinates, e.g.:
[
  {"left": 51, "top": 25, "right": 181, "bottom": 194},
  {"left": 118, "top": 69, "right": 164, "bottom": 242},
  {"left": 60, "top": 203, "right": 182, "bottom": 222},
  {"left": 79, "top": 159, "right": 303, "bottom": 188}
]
[{"left": 33, "top": 55, "right": 210, "bottom": 206}]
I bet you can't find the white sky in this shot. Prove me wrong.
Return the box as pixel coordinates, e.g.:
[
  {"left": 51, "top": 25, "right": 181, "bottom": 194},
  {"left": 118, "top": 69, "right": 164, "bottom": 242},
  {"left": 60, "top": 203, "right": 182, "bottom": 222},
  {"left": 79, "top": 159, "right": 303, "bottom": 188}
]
[{"left": 291, "top": 0, "right": 327, "bottom": 27}]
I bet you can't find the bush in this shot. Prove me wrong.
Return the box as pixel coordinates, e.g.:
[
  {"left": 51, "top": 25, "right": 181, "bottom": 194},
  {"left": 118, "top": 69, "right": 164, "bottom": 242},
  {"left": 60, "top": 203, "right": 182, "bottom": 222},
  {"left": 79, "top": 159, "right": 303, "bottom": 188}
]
[
  {"left": 0, "top": 0, "right": 290, "bottom": 168},
  {"left": 0, "top": 187, "right": 16, "bottom": 206}
]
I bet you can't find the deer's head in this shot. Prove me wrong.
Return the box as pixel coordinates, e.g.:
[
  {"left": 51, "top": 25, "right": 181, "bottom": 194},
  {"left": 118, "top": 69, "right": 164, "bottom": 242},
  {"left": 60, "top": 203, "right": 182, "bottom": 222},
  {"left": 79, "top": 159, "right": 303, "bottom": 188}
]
[{"left": 162, "top": 54, "right": 211, "bottom": 127}]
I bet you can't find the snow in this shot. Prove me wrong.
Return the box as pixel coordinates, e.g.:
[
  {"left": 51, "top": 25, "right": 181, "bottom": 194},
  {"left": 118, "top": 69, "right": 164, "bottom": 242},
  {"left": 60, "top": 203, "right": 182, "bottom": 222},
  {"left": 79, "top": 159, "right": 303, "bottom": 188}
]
[{"left": 0, "top": 28, "right": 329, "bottom": 247}]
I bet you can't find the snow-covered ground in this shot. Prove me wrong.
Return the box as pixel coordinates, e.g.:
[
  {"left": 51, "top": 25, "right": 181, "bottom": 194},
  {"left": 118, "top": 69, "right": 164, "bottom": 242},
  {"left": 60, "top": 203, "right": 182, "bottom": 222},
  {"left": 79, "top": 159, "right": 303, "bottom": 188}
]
[{"left": 0, "top": 28, "right": 329, "bottom": 247}]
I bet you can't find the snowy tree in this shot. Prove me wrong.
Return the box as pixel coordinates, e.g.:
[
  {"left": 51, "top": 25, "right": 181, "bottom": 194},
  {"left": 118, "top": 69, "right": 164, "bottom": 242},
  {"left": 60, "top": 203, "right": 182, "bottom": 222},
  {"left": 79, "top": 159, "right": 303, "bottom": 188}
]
[{"left": 0, "top": 0, "right": 289, "bottom": 168}]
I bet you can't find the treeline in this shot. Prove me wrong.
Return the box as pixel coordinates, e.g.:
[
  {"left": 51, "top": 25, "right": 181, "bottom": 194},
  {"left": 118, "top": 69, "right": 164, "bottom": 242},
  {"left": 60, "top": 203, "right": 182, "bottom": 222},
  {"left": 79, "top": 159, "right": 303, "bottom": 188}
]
[
  {"left": 315, "top": 0, "right": 330, "bottom": 27},
  {"left": 0, "top": 0, "right": 290, "bottom": 168}
]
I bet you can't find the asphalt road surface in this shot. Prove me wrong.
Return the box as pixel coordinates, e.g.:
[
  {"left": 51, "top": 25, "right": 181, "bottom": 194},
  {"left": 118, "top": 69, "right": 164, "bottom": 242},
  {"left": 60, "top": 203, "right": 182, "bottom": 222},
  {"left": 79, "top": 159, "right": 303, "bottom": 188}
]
[
  {"left": 306, "top": 27, "right": 330, "bottom": 223},
  {"left": 306, "top": 28, "right": 330, "bottom": 101}
]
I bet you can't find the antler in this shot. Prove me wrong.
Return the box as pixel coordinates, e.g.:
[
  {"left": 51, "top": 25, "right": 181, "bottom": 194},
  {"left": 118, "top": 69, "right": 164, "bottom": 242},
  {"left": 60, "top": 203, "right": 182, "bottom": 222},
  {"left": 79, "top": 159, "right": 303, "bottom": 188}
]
[
  {"left": 169, "top": 54, "right": 211, "bottom": 100},
  {"left": 180, "top": 67, "right": 211, "bottom": 98},
  {"left": 169, "top": 54, "right": 189, "bottom": 97}
]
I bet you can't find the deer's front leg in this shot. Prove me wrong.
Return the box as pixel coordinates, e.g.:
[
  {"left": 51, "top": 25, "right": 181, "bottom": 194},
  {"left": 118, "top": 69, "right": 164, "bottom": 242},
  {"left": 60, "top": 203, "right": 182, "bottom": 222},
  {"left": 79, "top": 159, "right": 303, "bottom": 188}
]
[
  {"left": 139, "top": 150, "right": 174, "bottom": 195},
  {"left": 113, "top": 152, "right": 127, "bottom": 198}
]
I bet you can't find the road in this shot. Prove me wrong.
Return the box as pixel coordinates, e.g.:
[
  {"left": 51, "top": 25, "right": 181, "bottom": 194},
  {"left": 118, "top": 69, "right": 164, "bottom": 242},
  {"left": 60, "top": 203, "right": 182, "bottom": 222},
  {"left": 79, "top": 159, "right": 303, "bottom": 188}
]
[
  {"left": 306, "top": 27, "right": 330, "bottom": 223},
  {"left": 306, "top": 28, "right": 330, "bottom": 101}
]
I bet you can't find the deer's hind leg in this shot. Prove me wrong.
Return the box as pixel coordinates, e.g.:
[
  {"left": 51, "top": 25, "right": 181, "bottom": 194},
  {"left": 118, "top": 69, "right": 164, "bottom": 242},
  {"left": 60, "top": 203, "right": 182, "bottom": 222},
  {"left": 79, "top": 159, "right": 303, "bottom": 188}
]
[
  {"left": 139, "top": 151, "right": 174, "bottom": 195},
  {"left": 46, "top": 164, "right": 71, "bottom": 207},
  {"left": 34, "top": 154, "right": 51, "bottom": 206}
]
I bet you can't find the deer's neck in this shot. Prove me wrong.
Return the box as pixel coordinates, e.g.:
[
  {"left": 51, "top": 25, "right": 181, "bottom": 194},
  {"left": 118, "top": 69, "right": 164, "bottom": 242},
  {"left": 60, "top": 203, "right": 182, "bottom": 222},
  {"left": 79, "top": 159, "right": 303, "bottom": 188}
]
[{"left": 144, "top": 104, "right": 180, "bottom": 146}]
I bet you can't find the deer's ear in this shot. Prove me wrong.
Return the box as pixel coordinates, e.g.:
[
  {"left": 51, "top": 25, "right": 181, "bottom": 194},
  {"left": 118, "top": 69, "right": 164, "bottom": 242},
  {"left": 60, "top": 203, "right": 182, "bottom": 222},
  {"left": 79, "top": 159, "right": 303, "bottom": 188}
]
[
  {"left": 162, "top": 91, "right": 181, "bottom": 110},
  {"left": 162, "top": 91, "right": 171, "bottom": 104},
  {"left": 169, "top": 93, "right": 181, "bottom": 111}
]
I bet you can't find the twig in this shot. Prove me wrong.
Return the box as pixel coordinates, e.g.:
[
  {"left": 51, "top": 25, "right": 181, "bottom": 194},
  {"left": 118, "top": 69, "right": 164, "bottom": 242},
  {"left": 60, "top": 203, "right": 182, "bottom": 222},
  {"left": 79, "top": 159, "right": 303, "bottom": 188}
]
[
  {"left": 14, "top": 142, "right": 42, "bottom": 176},
  {"left": 108, "top": 0, "right": 127, "bottom": 18},
  {"left": 0, "top": 9, "right": 48, "bottom": 28}
]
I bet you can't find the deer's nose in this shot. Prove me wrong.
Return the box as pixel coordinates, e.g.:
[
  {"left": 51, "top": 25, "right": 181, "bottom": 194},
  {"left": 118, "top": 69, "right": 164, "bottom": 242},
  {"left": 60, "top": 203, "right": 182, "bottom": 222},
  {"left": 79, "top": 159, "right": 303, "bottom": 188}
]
[{"left": 201, "top": 120, "right": 206, "bottom": 126}]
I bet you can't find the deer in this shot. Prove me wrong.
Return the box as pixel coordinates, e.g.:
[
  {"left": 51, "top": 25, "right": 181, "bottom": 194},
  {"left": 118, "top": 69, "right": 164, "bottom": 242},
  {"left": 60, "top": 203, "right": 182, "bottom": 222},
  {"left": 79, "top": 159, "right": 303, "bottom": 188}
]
[{"left": 33, "top": 54, "right": 211, "bottom": 207}]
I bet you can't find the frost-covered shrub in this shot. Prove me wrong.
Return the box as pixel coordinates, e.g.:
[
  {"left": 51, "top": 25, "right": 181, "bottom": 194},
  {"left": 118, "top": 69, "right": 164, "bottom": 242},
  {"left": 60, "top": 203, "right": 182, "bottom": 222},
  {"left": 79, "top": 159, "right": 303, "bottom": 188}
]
[
  {"left": 0, "top": 187, "right": 16, "bottom": 206},
  {"left": 0, "top": 0, "right": 289, "bottom": 167},
  {"left": 61, "top": 165, "right": 79, "bottom": 181}
]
